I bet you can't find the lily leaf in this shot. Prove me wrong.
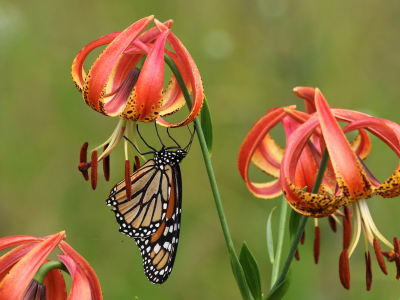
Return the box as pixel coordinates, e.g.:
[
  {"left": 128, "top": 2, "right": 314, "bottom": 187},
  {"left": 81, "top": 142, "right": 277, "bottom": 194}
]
[
  {"left": 229, "top": 244, "right": 252, "bottom": 300},
  {"left": 239, "top": 242, "right": 262, "bottom": 300},
  {"left": 265, "top": 268, "right": 292, "bottom": 300},
  {"left": 200, "top": 95, "right": 213, "bottom": 157},
  {"left": 267, "top": 207, "right": 277, "bottom": 264}
]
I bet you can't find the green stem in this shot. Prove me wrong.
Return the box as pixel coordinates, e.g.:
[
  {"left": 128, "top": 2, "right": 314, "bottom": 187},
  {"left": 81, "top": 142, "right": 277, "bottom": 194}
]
[
  {"left": 32, "top": 261, "right": 69, "bottom": 285},
  {"left": 164, "top": 53, "right": 234, "bottom": 251},
  {"left": 270, "top": 196, "right": 288, "bottom": 288},
  {"left": 268, "top": 149, "right": 330, "bottom": 295}
]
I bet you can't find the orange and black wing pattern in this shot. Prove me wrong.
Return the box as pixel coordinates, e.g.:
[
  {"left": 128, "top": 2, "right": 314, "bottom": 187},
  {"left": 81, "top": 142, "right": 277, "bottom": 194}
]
[{"left": 106, "top": 149, "right": 185, "bottom": 284}]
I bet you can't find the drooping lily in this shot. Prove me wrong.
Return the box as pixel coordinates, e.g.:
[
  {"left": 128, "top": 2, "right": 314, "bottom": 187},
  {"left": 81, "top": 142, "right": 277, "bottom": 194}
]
[
  {"left": 0, "top": 232, "right": 102, "bottom": 299},
  {"left": 238, "top": 87, "right": 400, "bottom": 290},
  {"left": 73, "top": 16, "right": 204, "bottom": 189}
]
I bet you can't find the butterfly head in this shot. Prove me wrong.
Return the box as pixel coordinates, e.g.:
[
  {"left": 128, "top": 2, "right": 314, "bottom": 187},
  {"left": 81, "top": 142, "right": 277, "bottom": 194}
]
[{"left": 153, "top": 149, "right": 187, "bottom": 168}]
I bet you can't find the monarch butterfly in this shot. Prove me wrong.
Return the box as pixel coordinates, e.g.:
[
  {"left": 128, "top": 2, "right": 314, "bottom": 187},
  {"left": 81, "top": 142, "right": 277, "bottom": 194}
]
[{"left": 106, "top": 124, "right": 195, "bottom": 284}]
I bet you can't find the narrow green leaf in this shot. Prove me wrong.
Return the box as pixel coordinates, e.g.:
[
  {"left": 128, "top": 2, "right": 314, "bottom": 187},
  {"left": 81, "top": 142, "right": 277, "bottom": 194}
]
[
  {"left": 239, "top": 243, "right": 262, "bottom": 300},
  {"left": 200, "top": 96, "right": 213, "bottom": 157},
  {"left": 265, "top": 268, "right": 292, "bottom": 300},
  {"left": 229, "top": 244, "right": 252, "bottom": 300},
  {"left": 267, "top": 207, "right": 277, "bottom": 264}
]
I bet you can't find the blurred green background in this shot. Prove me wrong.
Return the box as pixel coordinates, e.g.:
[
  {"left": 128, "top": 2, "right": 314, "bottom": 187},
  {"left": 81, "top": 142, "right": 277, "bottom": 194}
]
[{"left": 1, "top": 0, "right": 400, "bottom": 299}]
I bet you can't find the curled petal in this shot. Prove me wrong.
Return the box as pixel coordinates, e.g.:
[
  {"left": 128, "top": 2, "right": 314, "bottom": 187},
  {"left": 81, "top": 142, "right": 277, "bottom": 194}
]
[
  {"left": 58, "top": 255, "right": 91, "bottom": 300},
  {"left": 0, "top": 232, "right": 65, "bottom": 300},
  {"left": 58, "top": 241, "right": 102, "bottom": 300},
  {"left": 293, "top": 86, "right": 317, "bottom": 114},
  {"left": 159, "top": 50, "right": 191, "bottom": 117},
  {"left": 238, "top": 107, "right": 294, "bottom": 199},
  {"left": 83, "top": 16, "right": 154, "bottom": 114},
  {"left": 155, "top": 19, "right": 204, "bottom": 128},
  {"left": 252, "top": 134, "right": 284, "bottom": 178}
]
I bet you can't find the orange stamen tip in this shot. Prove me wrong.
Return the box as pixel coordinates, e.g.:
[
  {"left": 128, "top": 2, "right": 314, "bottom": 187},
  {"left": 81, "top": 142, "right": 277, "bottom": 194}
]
[
  {"left": 125, "top": 160, "right": 132, "bottom": 202},
  {"left": 103, "top": 144, "right": 110, "bottom": 181},
  {"left": 80, "top": 142, "right": 88, "bottom": 163},
  {"left": 365, "top": 251, "right": 372, "bottom": 291},
  {"left": 300, "top": 230, "right": 305, "bottom": 245},
  {"left": 373, "top": 237, "right": 388, "bottom": 275},
  {"left": 314, "top": 226, "right": 321, "bottom": 264},
  {"left": 295, "top": 248, "right": 300, "bottom": 261},
  {"left": 78, "top": 162, "right": 90, "bottom": 181},
  {"left": 328, "top": 215, "right": 337, "bottom": 233},
  {"left": 133, "top": 156, "right": 141, "bottom": 172},
  {"left": 393, "top": 237, "right": 400, "bottom": 280},
  {"left": 91, "top": 151, "right": 98, "bottom": 190},
  {"left": 339, "top": 249, "right": 350, "bottom": 290},
  {"left": 343, "top": 207, "right": 352, "bottom": 250}
]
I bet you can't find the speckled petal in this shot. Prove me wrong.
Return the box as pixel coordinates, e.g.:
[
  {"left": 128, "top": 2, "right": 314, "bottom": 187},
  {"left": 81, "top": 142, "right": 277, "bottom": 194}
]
[
  {"left": 83, "top": 16, "right": 154, "bottom": 115},
  {"left": 315, "top": 89, "right": 373, "bottom": 202}
]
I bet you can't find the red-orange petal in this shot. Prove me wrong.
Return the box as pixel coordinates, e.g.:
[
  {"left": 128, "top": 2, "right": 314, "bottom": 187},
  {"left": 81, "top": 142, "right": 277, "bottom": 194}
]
[
  {"left": 155, "top": 20, "right": 204, "bottom": 128},
  {"left": 293, "top": 86, "right": 316, "bottom": 114},
  {"left": 0, "top": 244, "right": 38, "bottom": 275},
  {"left": 58, "top": 241, "right": 102, "bottom": 300},
  {"left": 238, "top": 107, "right": 293, "bottom": 199},
  {"left": 132, "top": 29, "right": 170, "bottom": 122},
  {"left": 44, "top": 268, "right": 67, "bottom": 300},
  {"left": 315, "top": 89, "right": 373, "bottom": 201},
  {"left": 58, "top": 255, "right": 91, "bottom": 300},
  {"left": 84, "top": 16, "right": 154, "bottom": 114},
  {"left": 0, "top": 231, "right": 65, "bottom": 300},
  {"left": 0, "top": 235, "right": 42, "bottom": 251}
]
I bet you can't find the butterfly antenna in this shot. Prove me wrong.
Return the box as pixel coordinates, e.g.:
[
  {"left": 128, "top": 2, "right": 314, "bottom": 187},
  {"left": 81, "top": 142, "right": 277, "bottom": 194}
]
[
  {"left": 154, "top": 122, "right": 165, "bottom": 149},
  {"left": 184, "top": 124, "right": 196, "bottom": 152},
  {"left": 166, "top": 128, "right": 181, "bottom": 148},
  {"left": 136, "top": 124, "right": 157, "bottom": 152},
  {"left": 123, "top": 136, "right": 155, "bottom": 156}
]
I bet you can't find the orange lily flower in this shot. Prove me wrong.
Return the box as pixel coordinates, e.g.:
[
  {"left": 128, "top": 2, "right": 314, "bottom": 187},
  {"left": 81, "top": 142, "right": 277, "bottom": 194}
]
[
  {"left": 0, "top": 232, "right": 102, "bottom": 299},
  {"left": 238, "top": 87, "right": 400, "bottom": 290},
  {"left": 73, "top": 16, "right": 204, "bottom": 189}
]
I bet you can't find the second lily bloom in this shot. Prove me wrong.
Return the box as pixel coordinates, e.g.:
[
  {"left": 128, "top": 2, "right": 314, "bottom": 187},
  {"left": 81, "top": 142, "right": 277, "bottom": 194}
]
[{"left": 238, "top": 87, "right": 400, "bottom": 290}]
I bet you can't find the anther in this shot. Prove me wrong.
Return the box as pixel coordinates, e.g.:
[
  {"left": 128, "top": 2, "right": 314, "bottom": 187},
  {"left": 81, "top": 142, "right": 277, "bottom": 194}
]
[
  {"left": 382, "top": 250, "right": 398, "bottom": 262},
  {"left": 91, "top": 151, "right": 98, "bottom": 190},
  {"left": 314, "top": 226, "right": 321, "bottom": 264},
  {"left": 393, "top": 237, "right": 400, "bottom": 280},
  {"left": 339, "top": 248, "right": 350, "bottom": 290},
  {"left": 343, "top": 206, "right": 352, "bottom": 249},
  {"left": 79, "top": 142, "right": 89, "bottom": 181},
  {"left": 125, "top": 160, "right": 132, "bottom": 202},
  {"left": 103, "top": 144, "right": 110, "bottom": 181},
  {"left": 328, "top": 215, "right": 337, "bottom": 233},
  {"left": 373, "top": 237, "right": 388, "bottom": 275},
  {"left": 295, "top": 248, "right": 300, "bottom": 261},
  {"left": 300, "top": 230, "right": 305, "bottom": 245},
  {"left": 365, "top": 251, "right": 372, "bottom": 291},
  {"left": 133, "top": 156, "right": 140, "bottom": 172}
]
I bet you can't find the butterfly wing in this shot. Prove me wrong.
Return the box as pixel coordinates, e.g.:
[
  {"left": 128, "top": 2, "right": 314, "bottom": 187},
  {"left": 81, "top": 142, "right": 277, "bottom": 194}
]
[
  {"left": 135, "top": 164, "right": 182, "bottom": 284},
  {"left": 106, "top": 160, "right": 172, "bottom": 239}
]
